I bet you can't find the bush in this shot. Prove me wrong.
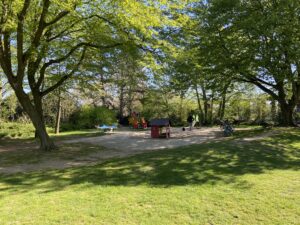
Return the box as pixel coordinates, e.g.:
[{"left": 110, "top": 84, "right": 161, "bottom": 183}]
[
  {"left": 0, "top": 122, "right": 35, "bottom": 139},
  {"left": 64, "top": 106, "right": 117, "bottom": 130},
  {"left": 169, "top": 113, "right": 184, "bottom": 127}
]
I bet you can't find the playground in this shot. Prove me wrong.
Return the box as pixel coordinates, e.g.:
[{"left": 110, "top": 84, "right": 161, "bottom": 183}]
[
  {"left": 0, "top": 126, "right": 267, "bottom": 174},
  {"left": 65, "top": 127, "right": 222, "bottom": 151}
]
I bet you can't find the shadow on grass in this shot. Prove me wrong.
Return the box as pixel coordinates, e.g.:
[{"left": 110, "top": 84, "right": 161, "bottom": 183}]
[
  {"left": 0, "top": 130, "right": 299, "bottom": 194},
  {"left": 0, "top": 129, "right": 105, "bottom": 166},
  {"left": 50, "top": 129, "right": 105, "bottom": 141},
  {"left": 0, "top": 143, "right": 105, "bottom": 166},
  {"left": 232, "top": 126, "right": 268, "bottom": 138}
]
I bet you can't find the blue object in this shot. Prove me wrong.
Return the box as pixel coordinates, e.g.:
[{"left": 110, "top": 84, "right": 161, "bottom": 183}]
[{"left": 97, "top": 124, "right": 117, "bottom": 129}]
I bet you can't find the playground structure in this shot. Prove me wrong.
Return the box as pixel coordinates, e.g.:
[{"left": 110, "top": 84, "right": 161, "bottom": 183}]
[
  {"left": 129, "top": 112, "right": 147, "bottom": 129},
  {"left": 150, "top": 118, "right": 171, "bottom": 138}
]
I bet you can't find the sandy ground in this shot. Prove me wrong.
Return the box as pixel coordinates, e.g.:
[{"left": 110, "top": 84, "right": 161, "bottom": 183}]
[
  {"left": 0, "top": 127, "right": 276, "bottom": 174},
  {"left": 63, "top": 127, "right": 222, "bottom": 151}
]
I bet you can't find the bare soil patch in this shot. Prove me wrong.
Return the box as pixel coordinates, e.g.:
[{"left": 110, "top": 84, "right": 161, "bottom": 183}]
[{"left": 0, "top": 127, "right": 275, "bottom": 174}]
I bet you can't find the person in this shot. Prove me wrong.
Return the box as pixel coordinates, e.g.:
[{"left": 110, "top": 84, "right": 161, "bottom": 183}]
[
  {"left": 187, "top": 114, "right": 194, "bottom": 131},
  {"left": 223, "top": 119, "right": 234, "bottom": 136}
]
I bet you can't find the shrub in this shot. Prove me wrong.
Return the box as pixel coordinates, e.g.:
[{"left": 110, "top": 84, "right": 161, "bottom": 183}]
[
  {"left": 0, "top": 122, "right": 35, "bottom": 139},
  {"left": 64, "top": 106, "right": 117, "bottom": 130}
]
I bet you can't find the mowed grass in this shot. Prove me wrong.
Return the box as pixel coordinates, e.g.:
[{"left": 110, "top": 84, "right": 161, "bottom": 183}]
[
  {"left": 0, "top": 122, "right": 104, "bottom": 140},
  {"left": 0, "top": 129, "right": 299, "bottom": 224}
]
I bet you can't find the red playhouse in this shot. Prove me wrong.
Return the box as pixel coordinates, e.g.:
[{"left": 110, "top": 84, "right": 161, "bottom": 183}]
[{"left": 150, "top": 118, "right": 171, "bottom": 138}]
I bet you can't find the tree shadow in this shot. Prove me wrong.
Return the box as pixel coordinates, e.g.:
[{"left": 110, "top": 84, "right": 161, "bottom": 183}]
[
  {"left": 0, "top": 129, "right": 104, "bottom": 145},
  {"left": 0, "top": 131, "right": 299, "bottom": 195}
]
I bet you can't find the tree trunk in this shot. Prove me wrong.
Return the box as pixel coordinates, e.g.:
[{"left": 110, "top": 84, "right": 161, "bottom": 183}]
[
  {"left": 217, "top": 101, "right": 222, "bottom": 118},
  {"left": 33, "top": 114, "right": 56, "bottom": 151},
  {"left": 195, "top": 85, "right": 204, "bottom": 125},
  {"left": 209, "top": 91, "right": 215, "bottom": 124},
  {"left": 220, "top": 95, "right": 226, "bottom": 120},
  {"left": 219, "top": 83, "right": 229, "bottom": 120},
  {"left": 279, "top": 103, "right": 295, "bottom": 126},
  {"left": 55, "top": 89, "right": 62, "bottom": 134},
  {"left": 270, "top": 98, "right": 277, "bottom": 122},
  {"left": 119, "top": 84, "right": 125, "bottom": 117},
  {"left": 127, "top": 84, "right": 135, "bottom": 116},
  {"left": 276, "top": 83, "right": 297, "bottom": 126},
  {"left": 14, "top": 89, "right": 56, "bottom": 151},
  {"left": 0, "top": 75, "right": 2, "bottom": 119},
  {"left": 179, "top": 94, "right": 183, "bottom": 122},
  {"left": 201, "top": 86, "right": 208, "bottom": 125}
]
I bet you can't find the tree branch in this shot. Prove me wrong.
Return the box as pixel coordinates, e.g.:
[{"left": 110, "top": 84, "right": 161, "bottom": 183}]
[
  {"left": 36, "top": 42, "right": 122, "bottom": 89},
  {"left": 238, "top": 76, "right": 279, "bottom": 100},
  {"left": 41, "top": 48, "right": 87, "bottom": 97},
  {"left": 16, "top": 0, "right": 31, "bottom": 82},
  {"left": 45, "top": 10, "right": 69, "bottom": 27},
  {"left": 31, "top": 0, "right": 50, "bottom": 48},
  {"left": 46, "top": 27, "right": 84, "bottom": 42},
  {"left": 84, "top": 14, "right": 116, "bottom": 26}
]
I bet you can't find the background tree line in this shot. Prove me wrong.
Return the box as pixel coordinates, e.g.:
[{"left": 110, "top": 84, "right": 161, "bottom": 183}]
[{"left": 1, "top": 0, "right": 299, "bottom": 151}]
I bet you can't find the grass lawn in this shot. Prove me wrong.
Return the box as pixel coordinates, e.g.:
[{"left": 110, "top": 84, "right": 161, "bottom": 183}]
[
  {"left": 0, "top": 128, "right": 299, "bottom": 224},
  {"left": 0, "top": 122, "right": 104, "bottom": 140}
]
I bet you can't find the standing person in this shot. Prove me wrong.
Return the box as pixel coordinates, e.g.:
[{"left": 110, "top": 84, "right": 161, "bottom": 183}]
[
  {"left": 187, "top": 114, "right": 194, "bottom": 131},
  {"left": 193, "top": 113, "right": 199, "bottom": 128}
]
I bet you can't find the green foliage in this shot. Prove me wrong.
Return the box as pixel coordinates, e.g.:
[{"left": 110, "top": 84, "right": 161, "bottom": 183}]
[
  {"left": 141, "top": 89, "right": 196, "bottom": 125},
  {"left": 65, "top": 106, "right": 117, "bottom": 130},
  {"left": 190, "top": 0, "right": 300, "bottom": 125},
  {"left": 0, "top": 122, "right": 35, "bottom": 139},
  {"left": 0, "top": 94, "right": 19, "bottom": 120},
  {"left": 42, "top": 90, "right": 78, "bottom": 126}
]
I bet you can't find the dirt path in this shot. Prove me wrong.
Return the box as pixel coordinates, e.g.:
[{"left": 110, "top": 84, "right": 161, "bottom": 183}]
[{"left": 0, "top": 128, "right": 277, "bottom": 175}]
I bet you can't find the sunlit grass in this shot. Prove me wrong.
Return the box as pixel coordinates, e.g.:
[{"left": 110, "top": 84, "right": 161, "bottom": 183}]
[
  {"left": 0, "top": 128, "right": 299, "bottom": 224},
  {"left": 0, "top": 122, "right": 36, "bottom": 139},
  {"left": 0, "top": 122, "right": 104, "bottom": 140}
]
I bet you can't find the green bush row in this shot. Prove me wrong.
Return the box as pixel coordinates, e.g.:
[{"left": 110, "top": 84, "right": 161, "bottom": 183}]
[{"left": 61, "top": 106, "right": 117, "bottom": 131}]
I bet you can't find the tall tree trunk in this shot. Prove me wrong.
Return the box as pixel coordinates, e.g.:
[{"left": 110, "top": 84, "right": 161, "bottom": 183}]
[
  {"left": 277, "top": 83, "right": 297, "bottom": 126},
  {"left": 55, "top": 89, "right": 62, "bottom": 134},
  {"left": 179, "top": 91, "right": 184, "bottom": 123},
  {"left": 219, "top": 82, "right": 230, "bottom": 120},
  {"left": 0, "top": 74, "right": 2, "bottom": 119},
  {"left": 127, "top": 85, "right": 134, "bottom": 116},
  {"left": 14, "top": 89, "right": 56, "bottom": 151},
  {"left": 201, "top": 86, "right": 208, "bottom": 125},
  {"left": 218, "top": 93, "right": 227, "bottom": 120},
  {"left": 209, "top": 91, "right": 215, "bottom": 124},
  {"left": 217, "top": 101, "right": 222, "bottom": 118},
  {"left": 279, "top": 102, "right": 295, "bottom": 126},
  {"left": 250, "top": 78, "right": 298, "bottom": 126},
  {"left": 270, "top": 98, "right": 277, "bottom": 122},
  {"left": 119, "top": 84, "right": 125, "bottom": 117},
  {"left": 195, "top": 85, "right": 204, "bottom": 125}
]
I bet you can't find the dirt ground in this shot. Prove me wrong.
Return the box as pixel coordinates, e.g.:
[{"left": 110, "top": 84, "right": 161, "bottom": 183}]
[
  {"left": 0, "top": 127, "right": 274, "bottom": 174},
  {"left": 64, "top": 127, "right": 222, "bottom": 151}
]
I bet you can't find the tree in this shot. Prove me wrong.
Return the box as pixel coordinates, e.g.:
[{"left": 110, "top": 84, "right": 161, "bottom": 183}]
[
  {"left": 193, "top": 0, "right": 300, "bottom": 125},
  {"left": 0, "top": 0, "right": 186, "bottom": 150}
]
